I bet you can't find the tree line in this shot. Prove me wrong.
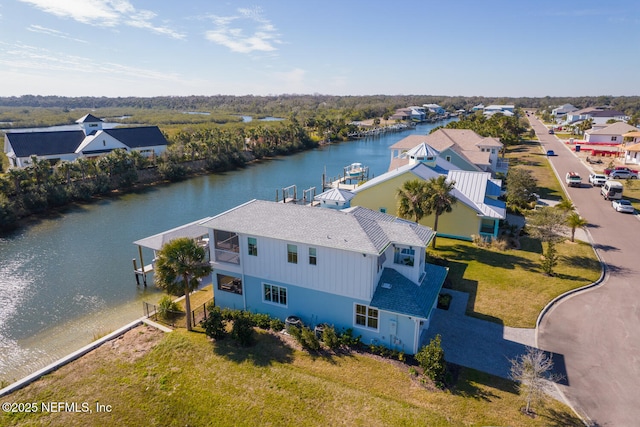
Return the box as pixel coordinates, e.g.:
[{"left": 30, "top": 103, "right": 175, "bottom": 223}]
[{"left": 3, "top": 94, "right": 640, "bottom": 119}]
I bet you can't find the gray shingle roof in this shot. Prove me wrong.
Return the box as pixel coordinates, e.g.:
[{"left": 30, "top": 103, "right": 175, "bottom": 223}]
[
  {"left": 370, "top": 265, "right": 448, "bottom": 318},
  {"left": 6, "top": 126, "right": 167, "bottom": 158},
  {"left": 201, "top": 200, "right": 435, "bottom": 255},
  {"left": 6, "top": 130, "right": 85, "bottom": 157},
  {"left": 104, "top": 127, "right": 167, "bottom": 148}
]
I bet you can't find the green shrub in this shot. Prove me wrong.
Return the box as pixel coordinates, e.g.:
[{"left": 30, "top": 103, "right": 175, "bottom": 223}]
[
  {"left": 220, "top": 307, "right": 241, "bottom": 321},
  {"left": 269, "top": 318, "right": 285, "bottom": 332},
  {"left": 157, "top": 295, "right": 182, "bottom": 320},
  {"left": 252, "top": 313, "right": 272, "bottom": 329},
  {"left": 232, "top": 314, "right": 254, "bottom": 346},
  {"left": 300, "top": 326, "right": 320, "bottom": 351},
  {"left": 338, "top": 328, "right": 361, "bottom": 347},
  {"left": 288, "top": 325, "right": 303, "bottom": 342},
  {"left": 415, "top": 334, "right": 446, "bottom": 387},
  {"left": 201, "top": 306, "right": 226, "bottom": 340},
  {"left": 321, "top": 325, "right": 340, "bottom": 350},
  {"left": 437, "top": 293, "right": 452, "bottom": 310}
]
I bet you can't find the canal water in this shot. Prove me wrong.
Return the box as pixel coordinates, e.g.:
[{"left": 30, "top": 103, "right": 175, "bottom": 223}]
[{"left": 0, "top": 119, "right": 454, "bottom": 383}]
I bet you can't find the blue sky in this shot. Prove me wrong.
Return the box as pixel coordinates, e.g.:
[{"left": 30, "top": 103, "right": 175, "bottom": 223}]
[{"left": 1, "top": 0, "right": 639, "bottom": 98}]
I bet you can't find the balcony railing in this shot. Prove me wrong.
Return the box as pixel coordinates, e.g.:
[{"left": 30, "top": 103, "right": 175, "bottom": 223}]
[{"left": 214, "top": 249, "right": 240, "bottom": 265}]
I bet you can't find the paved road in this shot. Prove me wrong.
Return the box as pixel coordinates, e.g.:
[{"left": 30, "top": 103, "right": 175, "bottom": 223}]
[{"left": 529, "top": 114, "right": 640, "bottom": 426}]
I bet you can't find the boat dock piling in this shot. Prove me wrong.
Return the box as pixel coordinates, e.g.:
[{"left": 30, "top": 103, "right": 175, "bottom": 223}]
[{"left": 275, "top": 185, "right": 320, "bottom": 206}]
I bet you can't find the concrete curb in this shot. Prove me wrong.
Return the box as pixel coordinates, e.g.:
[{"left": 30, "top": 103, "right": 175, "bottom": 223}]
[{"left": 0, "top": 317, "right": 146, "bottom": 397}]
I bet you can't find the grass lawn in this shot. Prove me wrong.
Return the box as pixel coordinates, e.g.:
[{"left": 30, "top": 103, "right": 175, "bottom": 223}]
[
  {"left": 432, "top": 237, "right": 601, "bottom": 328},
  {"left": 0, "top": 327, "right": 582, "bottom": 427},
  {"left": 505, "top": 139, "right": 565, "bottom": 201}
]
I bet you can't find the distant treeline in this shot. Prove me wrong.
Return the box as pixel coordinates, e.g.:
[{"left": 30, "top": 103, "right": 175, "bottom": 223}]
[{"left": 2, "top": 94, "right": 640, "bottom": 118}]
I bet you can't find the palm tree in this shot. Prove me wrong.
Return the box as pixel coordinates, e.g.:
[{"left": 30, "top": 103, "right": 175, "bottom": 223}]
[
  {"left": 396, "top": 179, "right": 429, "bottom": 223},
  {"left": 555, "top": 198, "right": 575, "bottom": 213},
  {"left": 154, "top": 237, "right": 212, "bottom": 331},
  {"left": 423, "top": 176, "right": 457, "bottom": 249},
  {"left": 566, "top": 213, "right": 588, "bottom": 243},
  {"left": 6, "top": 168, "right": 28, "bottom": 194}
]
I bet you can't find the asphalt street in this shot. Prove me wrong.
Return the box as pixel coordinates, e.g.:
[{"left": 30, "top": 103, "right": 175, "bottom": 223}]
[{"left": 530, "top": 114, "right": 640, "bottom": 426}]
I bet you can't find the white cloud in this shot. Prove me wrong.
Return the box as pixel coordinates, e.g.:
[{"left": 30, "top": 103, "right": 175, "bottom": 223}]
[
  {"left": 27, "top": 25, "right": 88, "bottom": 43},
  {"left": 204, "top": 6, "right": 281, "bottom": 54},
  {"left": 19, "top": 0, "right": 185, "bottom": 39},
  {"left": 0, "top": 41, "right": 180, "bottom": 82}
]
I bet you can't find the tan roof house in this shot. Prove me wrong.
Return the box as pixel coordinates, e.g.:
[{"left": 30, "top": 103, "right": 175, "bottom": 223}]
[
  {"left": 388, "top": 129, "right": 507, "bottom": 175},
  {"left": 584, "top": 122, "right": 639, "bottom": 144}
]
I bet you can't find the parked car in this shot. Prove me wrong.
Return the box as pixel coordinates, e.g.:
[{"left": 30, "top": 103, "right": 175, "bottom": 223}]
[
  {"left": 565, "top": 172, "right": 582, "bottom": 187},
  {"left": 601, "top": 180, "right": 624, "bottom": 200},
  {"left": 548, "top": 129, "right": 554, "bottom": 134},
  {"left": 608, "top": 170, "right": 638, "bottom": 180},
  {"left": 546, "top": 150, "right": 555, "bottom": 156},
  {"left": 589, "top": 173, "right": 607, "bottom": 186},
  {"left": 612, "top": 199, "right": 635, "bottom": 214},
  {"left": 603, "top": 166, "right": 639, "bottom": 176}
]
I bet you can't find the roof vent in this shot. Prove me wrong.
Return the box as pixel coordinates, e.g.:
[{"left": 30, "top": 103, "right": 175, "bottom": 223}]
[{"left": 382, "top": 283, "right": 392, "bottom": 289}]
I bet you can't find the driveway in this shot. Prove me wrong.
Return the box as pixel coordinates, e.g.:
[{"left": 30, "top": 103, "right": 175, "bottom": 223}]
[
  {"left": 423, "top": 290, "right": 536, "bottom": 379},
  {"left": 529, "top": 114, "right": 640, "bottom": 426}
]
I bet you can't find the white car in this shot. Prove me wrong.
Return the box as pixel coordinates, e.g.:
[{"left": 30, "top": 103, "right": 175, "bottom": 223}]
[
  {"left": 588, "top": 173, "right": 607, "bottom": 186},
  {"left": 612, "top": 199, "right": 635, "bottom": 214}
]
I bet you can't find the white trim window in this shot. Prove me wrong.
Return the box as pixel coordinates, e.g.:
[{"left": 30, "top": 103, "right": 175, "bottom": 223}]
[
  {"left": 308, "top": 247, "right": 317, "bottom": 265},
  {"left": 248, "top": 237, "right": 258, "bottom": 256},
  {"left": 263, "top": 283, "right": 287, "bottom": 306},
  {"left": 355, "top": 304, "right": 379, "bottom": 330},
  {"left": 287, "top": 244, "right": 298, "bottom": 264}
]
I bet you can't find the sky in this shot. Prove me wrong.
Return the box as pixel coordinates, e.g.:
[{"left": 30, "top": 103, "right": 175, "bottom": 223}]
[{"left": 0, "top": 0, "right": 639, "bottom": 98}]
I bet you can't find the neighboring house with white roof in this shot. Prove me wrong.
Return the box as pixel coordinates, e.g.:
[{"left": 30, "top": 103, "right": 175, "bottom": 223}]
[
  {"left": 483, "top": 105, "right": 515, "bottom": 117},
  {"left": 584, "top": 122, "right": 639, "bottom": 144},
  {"left": 314, "top": 187, "right": 355, "bottom": 210},
  {"left": 4, "top": 114, "right": 168, "bottom": 168},
  {"left": 349, "top": 161, "right": 506, "bottom": 241},
  {"left": 423, "top": 103, "right": 445, "bottom": 115},
  {"left": 564, "top": 107, "right": 629, "bottom": 125},
  {"left": 388, "top": 129, "right": 507, "bottom": 176},
  {"left": 552, "top": 104, "right": 578, "bottom": 117},
  {"left": 200, "top": 199, "right": 448, "bottom": 354}
]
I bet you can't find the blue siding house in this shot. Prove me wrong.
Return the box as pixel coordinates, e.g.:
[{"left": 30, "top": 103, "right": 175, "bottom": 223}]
[{"left": 200, "top": 200, "right": 448, "bottom": 354}]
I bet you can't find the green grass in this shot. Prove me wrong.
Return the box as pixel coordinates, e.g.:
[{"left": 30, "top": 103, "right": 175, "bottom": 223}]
[
  {"left": 506, "top": 139, "right": 565, "bottom": 201},
  {"left": 0, "top": 328, "right": 582, "bottom": 427},
  {"left": 432, "top": 237, "right": 601, "bottom": 328}
]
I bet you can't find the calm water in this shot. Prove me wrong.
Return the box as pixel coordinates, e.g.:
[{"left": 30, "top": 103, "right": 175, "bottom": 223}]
[{"left": 0, "top": 119, "right": 453, "bottom": 382}]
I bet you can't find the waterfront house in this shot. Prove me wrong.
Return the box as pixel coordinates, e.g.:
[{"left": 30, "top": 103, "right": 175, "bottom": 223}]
[
  {"left": 423, "top": 103, "right": 445, "bottom": 115},
  {"left": 388, "top": 129, "right": 508, "bottom": 176},
  {"left": 584, "top": 122, "right": 639, "bottom": 144},
  {"left": 200, "top": 199, "right": 448, "bottom": 354},
  {"left": 4, "top": 114, "right": 168, "bottom": 168},
  {"left": 389, "top": 107, "right": 426, "bottom": 122},
  {"left": 349, "top": 160, "right": 505, "bottom": 241}
]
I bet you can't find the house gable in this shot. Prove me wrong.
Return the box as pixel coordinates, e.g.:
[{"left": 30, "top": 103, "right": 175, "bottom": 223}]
[{"left": 76, "top": 130, "right": 128, "bottom": 154}]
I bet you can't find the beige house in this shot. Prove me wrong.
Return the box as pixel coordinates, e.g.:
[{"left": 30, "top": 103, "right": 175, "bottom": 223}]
[{"left": 388, "top": 129, "right": 507, "bottom": 176}]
